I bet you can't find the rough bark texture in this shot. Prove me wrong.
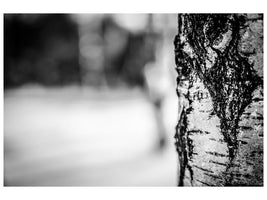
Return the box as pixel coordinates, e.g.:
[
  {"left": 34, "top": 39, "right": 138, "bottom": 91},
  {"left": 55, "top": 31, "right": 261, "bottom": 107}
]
[{"left": 174, "top": 14, "right": 263, "bottom": 186}]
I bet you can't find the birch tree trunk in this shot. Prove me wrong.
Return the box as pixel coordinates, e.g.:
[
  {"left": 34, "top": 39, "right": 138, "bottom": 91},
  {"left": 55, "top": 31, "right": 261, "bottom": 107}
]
[{"left": 174, "top": 14, "right": 263, "bottom": 186}]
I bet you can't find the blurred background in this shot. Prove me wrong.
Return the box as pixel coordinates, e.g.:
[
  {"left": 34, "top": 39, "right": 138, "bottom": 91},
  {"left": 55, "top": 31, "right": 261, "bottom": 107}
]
[{"left": 4, "top": 14, "right": 178, "bottom": 186}]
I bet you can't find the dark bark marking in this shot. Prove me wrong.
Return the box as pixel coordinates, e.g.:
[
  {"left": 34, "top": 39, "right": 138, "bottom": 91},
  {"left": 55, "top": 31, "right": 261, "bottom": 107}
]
[
  {"left": 193, "top": 165, "right": 214, "bottom": 173},
  {"left": 205, "top": 151, "right": 228, "bottom": 158},
  {"left": 209, "top": 160, "right": 227, "bottom": 167},
  {"left": 195, "top": 179, "right": 213, "bottom": 186}
]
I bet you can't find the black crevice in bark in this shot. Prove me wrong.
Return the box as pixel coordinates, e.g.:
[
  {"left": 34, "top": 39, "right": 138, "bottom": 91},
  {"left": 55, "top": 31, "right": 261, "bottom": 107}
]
[
  {"left": 209, "top": 160, "right": 227, "bottom": 167},
  {"left": 174, "top": 108, "right": 194, "bottom": 186},
  {"left": 193, "top": 165, "right": 214, "bottom": 173},
  {"left": 205, "top": 151, "right": 228, "bottom": 158},
  {"left": 203, "top": 173, "right": 222, "bottom": 180},
  {"left": 195, "top": 179, "right": 213, "bottom": 186}
]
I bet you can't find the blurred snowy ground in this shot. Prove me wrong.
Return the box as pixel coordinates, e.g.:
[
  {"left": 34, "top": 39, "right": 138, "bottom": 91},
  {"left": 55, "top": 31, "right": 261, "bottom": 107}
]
[{"left": 4, "top": 85, "right": 178, "bottom": 186}]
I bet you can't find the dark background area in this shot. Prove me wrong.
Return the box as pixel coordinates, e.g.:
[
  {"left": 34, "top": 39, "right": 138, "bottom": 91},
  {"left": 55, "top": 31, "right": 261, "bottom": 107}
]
[
  {"left": 4, "top": 14, "right": 161, "bottom": 88},
  {"left": 4, "top": 14, "right": 81, "bottom": 87}
]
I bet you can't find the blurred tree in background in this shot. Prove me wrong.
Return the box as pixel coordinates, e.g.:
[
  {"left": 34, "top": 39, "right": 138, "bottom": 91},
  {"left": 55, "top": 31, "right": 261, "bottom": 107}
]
[
  {"left": 4, "top": 14, "right": 163, "bottom": 89},
  {"left": 75, "top": 14, "right": 161, "bottom": 87}
]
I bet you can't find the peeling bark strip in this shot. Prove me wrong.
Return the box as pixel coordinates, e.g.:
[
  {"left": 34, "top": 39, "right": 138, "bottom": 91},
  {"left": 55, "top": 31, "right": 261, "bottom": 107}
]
[{"left": 174, "top": 14, "right": 263, "bottom": 186}]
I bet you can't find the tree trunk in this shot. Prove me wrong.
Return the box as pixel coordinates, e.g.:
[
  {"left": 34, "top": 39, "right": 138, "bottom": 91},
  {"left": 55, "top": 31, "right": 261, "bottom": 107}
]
[{"left": 174, "top": 14, "right": 263, "bottom": 186}]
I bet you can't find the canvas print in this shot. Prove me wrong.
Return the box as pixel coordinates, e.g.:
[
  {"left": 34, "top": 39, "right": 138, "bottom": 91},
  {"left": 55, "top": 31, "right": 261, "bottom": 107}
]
[{"left": 4, "top": 14, "right": 263, "bottom": 186}]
